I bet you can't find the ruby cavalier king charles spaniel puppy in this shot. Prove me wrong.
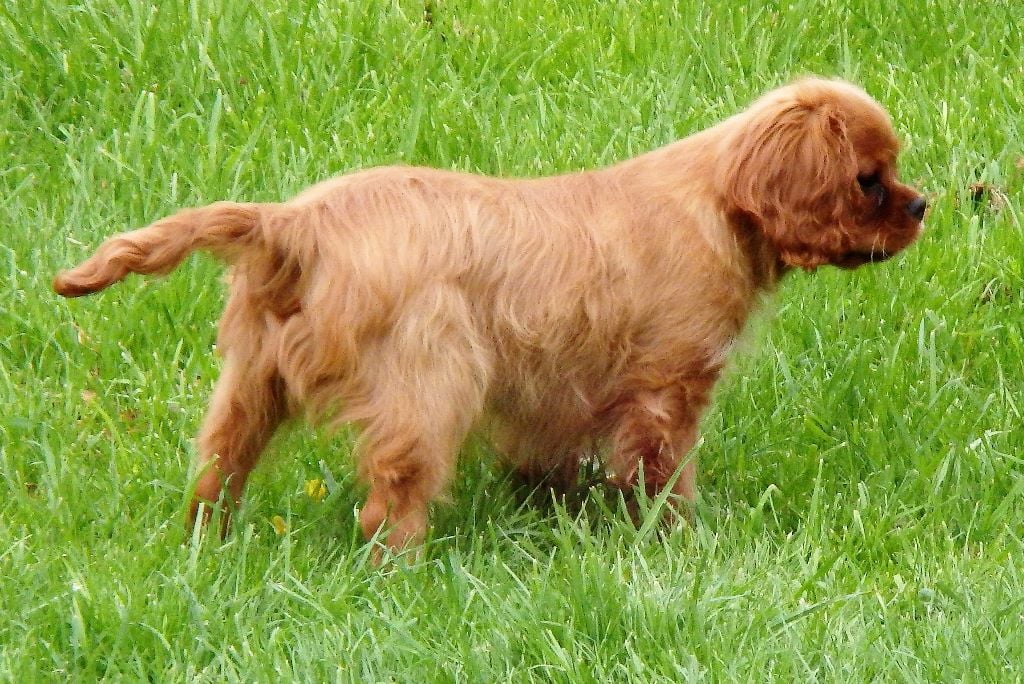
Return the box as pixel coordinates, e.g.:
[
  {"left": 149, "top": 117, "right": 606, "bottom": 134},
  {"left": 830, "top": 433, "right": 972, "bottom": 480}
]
[{"left": 55, "top": 77, "right": 925, "bottom": 555}]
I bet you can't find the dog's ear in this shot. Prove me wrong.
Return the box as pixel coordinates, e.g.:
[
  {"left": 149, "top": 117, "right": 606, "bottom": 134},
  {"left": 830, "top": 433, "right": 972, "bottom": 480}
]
[{"left": 720, "top": 99, "right": 859, "bottom": 269}]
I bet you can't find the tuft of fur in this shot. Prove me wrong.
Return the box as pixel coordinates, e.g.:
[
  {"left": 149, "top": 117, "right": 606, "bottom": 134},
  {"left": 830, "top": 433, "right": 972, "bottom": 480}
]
[{"left": 55, "top": 77, "right": 924, "bottom": 556}]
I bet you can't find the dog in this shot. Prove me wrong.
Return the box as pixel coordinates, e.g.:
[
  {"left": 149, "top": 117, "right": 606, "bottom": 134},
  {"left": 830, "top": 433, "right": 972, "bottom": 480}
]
[{"left": 54, "top": 77, "right": 925, "bottom": 555}]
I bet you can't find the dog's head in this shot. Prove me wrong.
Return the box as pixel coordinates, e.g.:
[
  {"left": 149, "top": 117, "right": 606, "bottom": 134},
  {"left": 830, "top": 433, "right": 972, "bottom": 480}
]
[{"left": 719, "top": 78, "right": 924, "bottom": 270}]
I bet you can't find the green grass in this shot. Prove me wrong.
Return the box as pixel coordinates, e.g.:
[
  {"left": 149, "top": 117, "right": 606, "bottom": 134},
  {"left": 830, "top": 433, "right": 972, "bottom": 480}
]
[{"left": 2, "top": 0, "right": 1023, "bottom": 680}]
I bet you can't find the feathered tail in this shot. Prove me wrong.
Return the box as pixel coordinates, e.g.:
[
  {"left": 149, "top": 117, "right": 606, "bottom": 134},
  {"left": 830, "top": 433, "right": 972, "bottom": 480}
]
[{"left": 53, "top": 201, "right": 263, "bottom": 297}]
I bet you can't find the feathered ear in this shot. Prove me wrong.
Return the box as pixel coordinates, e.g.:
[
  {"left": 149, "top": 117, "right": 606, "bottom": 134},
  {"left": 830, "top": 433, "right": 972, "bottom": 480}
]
[{"left": 720, "top": 98, "right": 859, "bottom": 269}]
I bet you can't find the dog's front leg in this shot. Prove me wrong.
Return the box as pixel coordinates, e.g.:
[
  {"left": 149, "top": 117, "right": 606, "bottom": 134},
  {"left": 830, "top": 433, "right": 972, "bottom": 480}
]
[{"left": 606, "top": 377, "right": 715, "bottom": 518}]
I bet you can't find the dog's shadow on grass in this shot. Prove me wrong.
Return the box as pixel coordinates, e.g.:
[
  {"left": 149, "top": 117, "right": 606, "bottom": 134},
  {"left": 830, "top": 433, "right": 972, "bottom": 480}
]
[
  {"left": 282, "top": 457, "right": 641, "bottom": 565},
  {"left": 231, "top": 434, "right": 721, "bottom": 566},
  {"left": 422, "top": 452, "right": 718, "bottom": 565}
]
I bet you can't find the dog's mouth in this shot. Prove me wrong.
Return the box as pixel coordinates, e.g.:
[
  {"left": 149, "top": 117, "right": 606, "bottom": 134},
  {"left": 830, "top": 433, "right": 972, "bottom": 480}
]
[{"left": 834, "top": 249, "right": 893, "bottom": 269}]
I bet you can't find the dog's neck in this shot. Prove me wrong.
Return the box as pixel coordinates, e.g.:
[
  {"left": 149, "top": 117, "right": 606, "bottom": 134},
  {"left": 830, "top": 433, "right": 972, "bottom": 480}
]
[
  {"left": 726, "top": 209, "right": 788, "bottom": 290},
  {"left": 616, "top": 135, "right": 787, "bottom": 292}
]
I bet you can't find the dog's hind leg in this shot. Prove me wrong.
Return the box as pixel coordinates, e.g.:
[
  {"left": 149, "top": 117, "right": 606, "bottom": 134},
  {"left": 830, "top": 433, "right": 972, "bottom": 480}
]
[
  {"left": 187, "top": 353, "right": 286, "bottom": 536},
  {"left": 350, "top": 289, "right": 489, "bottom": 558},
  {"left": 356, "top": 418, "right": 466, "bottom": 559}
]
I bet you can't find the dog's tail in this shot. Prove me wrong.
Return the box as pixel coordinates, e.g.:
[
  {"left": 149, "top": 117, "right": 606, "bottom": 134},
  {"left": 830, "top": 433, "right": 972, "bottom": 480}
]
[{"left": 53, "top": 201, "right": 264, "bottom": 297}]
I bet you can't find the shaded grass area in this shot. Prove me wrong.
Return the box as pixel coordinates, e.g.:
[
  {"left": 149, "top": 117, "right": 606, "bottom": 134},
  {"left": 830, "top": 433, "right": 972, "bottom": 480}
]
[{"left": 1, "top": 1, "right": 1022, "bottom": 680}]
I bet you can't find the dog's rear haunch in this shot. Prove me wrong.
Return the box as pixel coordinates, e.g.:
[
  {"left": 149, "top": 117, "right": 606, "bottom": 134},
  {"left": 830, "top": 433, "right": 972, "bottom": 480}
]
[{"left": 55, "top": 78, "right": 924, "bottom": 556}]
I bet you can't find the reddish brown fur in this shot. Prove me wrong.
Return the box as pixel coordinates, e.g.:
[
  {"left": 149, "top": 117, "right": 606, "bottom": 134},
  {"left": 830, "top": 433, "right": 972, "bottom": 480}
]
[{"left": 54, "top": 78, "right": 924, "bottom": 556}]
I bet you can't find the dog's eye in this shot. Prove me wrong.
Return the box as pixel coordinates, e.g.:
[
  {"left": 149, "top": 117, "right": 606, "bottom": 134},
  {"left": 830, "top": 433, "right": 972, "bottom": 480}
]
[
  {"left": 857, "top": 172, "right": 882, "bottom": 193},
  {"left": 857, "top": 172, "right": 887, "bottom": 208}
]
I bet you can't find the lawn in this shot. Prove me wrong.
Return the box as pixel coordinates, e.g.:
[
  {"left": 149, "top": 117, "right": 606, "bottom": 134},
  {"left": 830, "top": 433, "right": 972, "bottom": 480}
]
[{"left": 1, "top": 0, "right": 1022, "bottom": 680}]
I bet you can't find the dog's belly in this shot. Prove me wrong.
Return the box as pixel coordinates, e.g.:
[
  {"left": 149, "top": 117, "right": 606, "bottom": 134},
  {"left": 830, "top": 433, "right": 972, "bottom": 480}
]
[{"left": 482, "top": 363, "right": 619, "bottom": 472}]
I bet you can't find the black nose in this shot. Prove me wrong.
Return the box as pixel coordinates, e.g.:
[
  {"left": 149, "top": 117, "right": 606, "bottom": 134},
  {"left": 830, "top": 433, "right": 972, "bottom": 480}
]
[{"left": 906, "top": 196, "right": 927, "bottom": 221}]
